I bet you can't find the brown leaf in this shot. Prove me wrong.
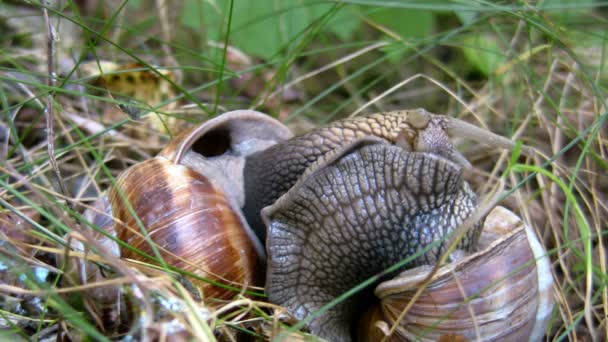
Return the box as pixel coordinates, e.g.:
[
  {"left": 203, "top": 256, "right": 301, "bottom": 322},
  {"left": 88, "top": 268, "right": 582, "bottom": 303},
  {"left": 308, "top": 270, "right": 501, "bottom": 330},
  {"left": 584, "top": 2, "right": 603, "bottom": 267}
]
[{"left": 80, "top": 61, "right": 182, "bottom": 135}]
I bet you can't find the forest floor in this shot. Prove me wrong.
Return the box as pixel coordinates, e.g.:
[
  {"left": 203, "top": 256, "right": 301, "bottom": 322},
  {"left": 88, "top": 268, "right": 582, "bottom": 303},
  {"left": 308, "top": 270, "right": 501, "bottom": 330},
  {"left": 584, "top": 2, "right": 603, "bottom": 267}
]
[{"left": 0, "top": 1, "right": 607, "bottom": 341}]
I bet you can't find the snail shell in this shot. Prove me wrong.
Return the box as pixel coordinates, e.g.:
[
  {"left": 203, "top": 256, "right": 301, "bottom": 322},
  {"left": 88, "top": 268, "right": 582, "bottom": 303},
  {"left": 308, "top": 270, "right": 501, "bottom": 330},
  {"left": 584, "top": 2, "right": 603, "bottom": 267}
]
[
  {"left": 106, "top": 110, "right": 292, "bottom": 300},
  {"left": 109, "top": 157, "right": 259, "bottom": 299},
  {"left": 366, "top": 206, "right": 555, "bottom": 342}
]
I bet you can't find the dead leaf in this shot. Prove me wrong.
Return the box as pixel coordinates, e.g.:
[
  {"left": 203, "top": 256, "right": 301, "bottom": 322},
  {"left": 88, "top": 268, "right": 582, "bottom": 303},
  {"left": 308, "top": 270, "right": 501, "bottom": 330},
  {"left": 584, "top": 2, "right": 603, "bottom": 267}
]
[{"left": 80, "top": 61, "right": 183, "bottom": 135}]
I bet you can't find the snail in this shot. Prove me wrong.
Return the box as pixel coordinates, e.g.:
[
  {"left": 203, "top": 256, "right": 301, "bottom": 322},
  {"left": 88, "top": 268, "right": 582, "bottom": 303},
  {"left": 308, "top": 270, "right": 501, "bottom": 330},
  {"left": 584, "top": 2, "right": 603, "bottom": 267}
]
[
  {"left": 241, "top": 108, "right": 522, "bottom": 241},
  {"left": 105, "top": 110, "right": 292, "bottom": 299},
  {"left": 236, "top": 108, "right": 551, "bottom": 341},
  {"left": 78, "top": 108, "right": 554, "bottom": 341},
  {"left": 262, "top": 135, "right": 481, "bottom": 341}
]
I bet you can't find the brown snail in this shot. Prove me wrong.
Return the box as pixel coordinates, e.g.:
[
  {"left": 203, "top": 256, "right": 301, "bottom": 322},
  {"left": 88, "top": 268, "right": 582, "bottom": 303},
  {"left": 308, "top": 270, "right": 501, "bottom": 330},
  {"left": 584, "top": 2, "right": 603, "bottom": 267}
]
[
  {"left": 241, "top": 108, "right": 522, "bottom": 241},
  {"left": 262, "top": 135, "right": 481, "bottom": 341},
  {"left": 239, "top": 109, "right": 552, "bottom": 341},
  {"left": 80, "top": 108, "right": 554, "bottom": 341}
]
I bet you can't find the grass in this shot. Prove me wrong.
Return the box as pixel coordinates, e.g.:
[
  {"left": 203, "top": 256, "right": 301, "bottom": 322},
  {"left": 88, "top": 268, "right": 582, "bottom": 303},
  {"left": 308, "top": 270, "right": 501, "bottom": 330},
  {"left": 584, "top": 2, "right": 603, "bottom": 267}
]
[{"left": 0, "top": 0, "right": 607, "bottom": 341}]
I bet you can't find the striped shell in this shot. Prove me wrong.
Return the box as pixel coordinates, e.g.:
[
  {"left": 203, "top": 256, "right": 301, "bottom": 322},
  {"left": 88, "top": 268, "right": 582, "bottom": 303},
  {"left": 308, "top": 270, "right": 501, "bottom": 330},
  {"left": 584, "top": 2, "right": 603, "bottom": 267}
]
[
  {"left": 107, "top": 110, "right": 292, "bottom": 300},
  {"left": 365, "top": 206, "right": 555, "bottom": 342},
  {"left": 108, "top": 157, "right": 259, "bottom": 299}
]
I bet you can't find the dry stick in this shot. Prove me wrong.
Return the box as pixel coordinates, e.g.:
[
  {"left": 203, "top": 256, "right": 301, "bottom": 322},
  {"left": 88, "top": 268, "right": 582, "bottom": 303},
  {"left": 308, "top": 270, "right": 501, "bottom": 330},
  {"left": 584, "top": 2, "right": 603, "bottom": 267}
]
[
  {"left": 0, "top": 275, "right": 170, "bottom": 296},
  {"left": 39, "top": 9, "right": 154, "bottom": 322},
  {"left": 155, "top": 0, "right": 181, "bottom": 83},
  {"left": 8, "top": 76, "right": 55, "bottom": 191},
  {"left": 42, "top": 7, "right": 69, "bottom": 202},
  {"left": 381, "top": 179, "right": 505, "bottom": 342}
]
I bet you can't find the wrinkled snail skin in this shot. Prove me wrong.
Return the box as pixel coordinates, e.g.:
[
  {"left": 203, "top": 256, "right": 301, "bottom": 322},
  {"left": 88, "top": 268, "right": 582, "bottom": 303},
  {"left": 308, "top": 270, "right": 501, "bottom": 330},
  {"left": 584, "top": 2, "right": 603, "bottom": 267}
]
[
  {"left": 242, "top": 109, "right": 464, "bottom": 243},
  {"left": 262, "top": 138, "right": 482, "bottom": 342},
  {"left": 239, "top": 109, "right": 520, "bottom": 340},
  {"left": 243, "top": 111, "right": 413, "bottom": 242}
]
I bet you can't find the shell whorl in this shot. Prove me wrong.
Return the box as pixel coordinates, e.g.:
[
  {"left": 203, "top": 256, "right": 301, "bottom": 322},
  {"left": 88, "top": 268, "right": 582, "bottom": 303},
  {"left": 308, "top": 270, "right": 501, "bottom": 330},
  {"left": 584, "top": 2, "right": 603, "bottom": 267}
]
[
  {"left": 106, "top": 109, "right": 293, "bottom": 300},
  {"left": 109, "top": 157, "right": 260, "bottom": 299}
]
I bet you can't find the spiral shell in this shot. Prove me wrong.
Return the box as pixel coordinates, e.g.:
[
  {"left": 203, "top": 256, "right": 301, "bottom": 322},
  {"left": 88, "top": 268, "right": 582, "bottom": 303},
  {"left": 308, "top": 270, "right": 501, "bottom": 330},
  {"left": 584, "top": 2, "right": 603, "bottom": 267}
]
[
  {"left": 109, "top": 157, "right": 259, "bottom": 299},
  {"left": 366, "top": 206, "right": 555, "bottom": 341},
  {"left": 107, "top": 110, "right": 292, "bottom": 300}
]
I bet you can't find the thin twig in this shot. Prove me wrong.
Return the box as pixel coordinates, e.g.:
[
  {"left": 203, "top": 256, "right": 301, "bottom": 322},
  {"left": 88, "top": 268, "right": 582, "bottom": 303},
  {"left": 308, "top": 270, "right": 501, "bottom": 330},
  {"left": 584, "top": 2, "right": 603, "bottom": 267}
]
[
  {"left": 156, "top": 0, "right": 182, "bottom": 82},
  {"left": 42, "top": 5, "right": 70, "bottom": 201},
  {"left": 0, "top": 275, "right": 170, "bottom": 296}
]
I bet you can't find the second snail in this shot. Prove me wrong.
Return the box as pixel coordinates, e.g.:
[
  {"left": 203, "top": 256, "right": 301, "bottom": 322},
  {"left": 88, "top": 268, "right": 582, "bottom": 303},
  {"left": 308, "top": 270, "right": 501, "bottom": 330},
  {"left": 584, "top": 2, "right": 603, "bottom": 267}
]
[{"left": 78, "top": 109, "right": 554, "bottom": 342}]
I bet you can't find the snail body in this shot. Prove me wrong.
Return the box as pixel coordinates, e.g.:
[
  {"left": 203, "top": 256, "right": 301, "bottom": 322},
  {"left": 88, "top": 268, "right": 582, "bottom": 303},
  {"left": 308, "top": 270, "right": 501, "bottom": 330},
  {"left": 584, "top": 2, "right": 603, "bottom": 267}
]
[
  {"left": 242, "top": 108, "right": 518, "bottom": 242},
  {"left": 239, "top": 109, "right": 550, "bottom": 341},
  {"left": 262, "top": 136, "right": 482, "bottom": 341}
]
